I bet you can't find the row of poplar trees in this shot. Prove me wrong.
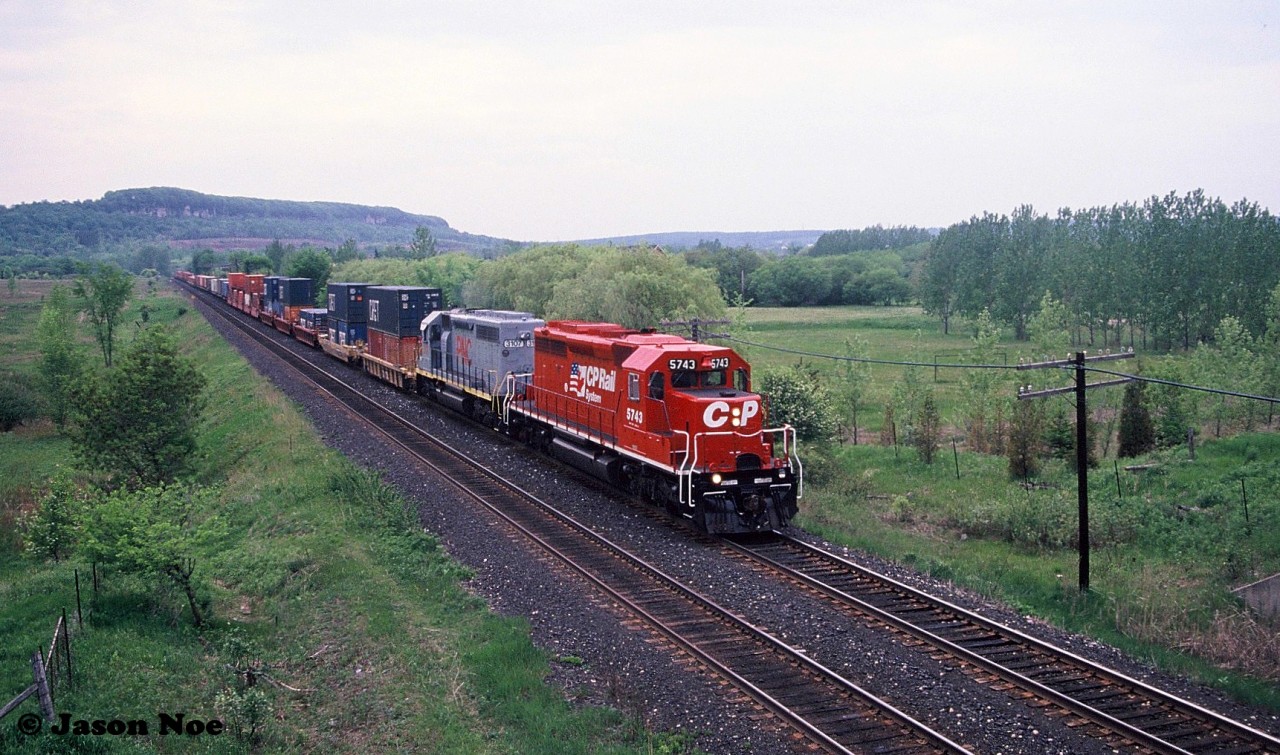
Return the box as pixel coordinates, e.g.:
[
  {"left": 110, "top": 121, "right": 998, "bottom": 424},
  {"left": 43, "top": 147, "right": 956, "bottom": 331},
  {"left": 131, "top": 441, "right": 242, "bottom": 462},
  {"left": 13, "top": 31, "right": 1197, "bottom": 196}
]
[{"left": 919, "top": 190, "right": 1280, "bottom": 350}]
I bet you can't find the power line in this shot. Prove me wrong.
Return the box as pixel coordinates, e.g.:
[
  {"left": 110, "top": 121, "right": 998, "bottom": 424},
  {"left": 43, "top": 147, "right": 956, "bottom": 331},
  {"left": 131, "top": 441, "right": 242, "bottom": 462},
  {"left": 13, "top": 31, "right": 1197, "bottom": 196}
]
[
  {"left": 719, "top": 335, "right": 1021, "bottom": 370},
  {"left": 722, "top": 334, "right": 1280, "bottom": 404},
  {"left": 1083, "top": 366, "right": 1280, "bottom": 404}
]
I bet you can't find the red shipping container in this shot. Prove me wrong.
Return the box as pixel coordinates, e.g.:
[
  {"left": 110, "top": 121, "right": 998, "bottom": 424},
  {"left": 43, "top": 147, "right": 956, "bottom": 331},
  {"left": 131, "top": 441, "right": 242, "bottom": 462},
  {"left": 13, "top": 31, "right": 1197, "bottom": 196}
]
[
  {"left": 227, "top": 272, "right": 248, "bottom": 288},
  {"left": 244, "top": 275, "right": 265, "bottom": 295},
  {"left": 366, "top": 329, "right": 420, "bottom": 369}
]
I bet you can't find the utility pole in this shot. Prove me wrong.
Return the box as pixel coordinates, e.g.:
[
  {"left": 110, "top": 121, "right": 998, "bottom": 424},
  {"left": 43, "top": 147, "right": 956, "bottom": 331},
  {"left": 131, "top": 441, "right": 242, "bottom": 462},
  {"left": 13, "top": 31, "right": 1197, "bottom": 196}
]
[{"left": 1017, "top": 350, "right": 1134, "bottom": 592}]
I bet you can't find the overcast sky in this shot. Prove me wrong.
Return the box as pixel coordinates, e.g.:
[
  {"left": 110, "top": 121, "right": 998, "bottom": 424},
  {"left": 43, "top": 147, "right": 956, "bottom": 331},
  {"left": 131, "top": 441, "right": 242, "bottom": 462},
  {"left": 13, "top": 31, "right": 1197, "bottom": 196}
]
[{"left": 1, "top": 2, "right": 1276, "bottom": 241}]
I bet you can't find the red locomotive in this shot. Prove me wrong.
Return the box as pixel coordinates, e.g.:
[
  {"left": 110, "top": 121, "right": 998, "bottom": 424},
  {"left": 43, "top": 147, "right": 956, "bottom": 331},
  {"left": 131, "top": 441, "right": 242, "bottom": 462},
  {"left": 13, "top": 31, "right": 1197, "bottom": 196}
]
[{"left": 507, "top": 321, "right": 801, "bottom": 534}]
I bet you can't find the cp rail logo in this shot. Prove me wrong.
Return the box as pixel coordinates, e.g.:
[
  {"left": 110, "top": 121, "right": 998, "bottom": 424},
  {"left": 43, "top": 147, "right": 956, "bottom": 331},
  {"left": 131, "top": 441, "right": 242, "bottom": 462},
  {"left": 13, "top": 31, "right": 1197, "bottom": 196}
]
[{"left": 15, "top": 711, "right": 224, "bottom": 738}]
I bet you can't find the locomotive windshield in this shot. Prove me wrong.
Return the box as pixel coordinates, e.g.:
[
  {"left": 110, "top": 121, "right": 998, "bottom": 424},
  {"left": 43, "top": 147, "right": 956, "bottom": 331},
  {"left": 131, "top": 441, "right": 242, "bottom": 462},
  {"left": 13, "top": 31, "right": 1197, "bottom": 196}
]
[{"left": 670, "top": 369, "right": 727, "bottom": 390}]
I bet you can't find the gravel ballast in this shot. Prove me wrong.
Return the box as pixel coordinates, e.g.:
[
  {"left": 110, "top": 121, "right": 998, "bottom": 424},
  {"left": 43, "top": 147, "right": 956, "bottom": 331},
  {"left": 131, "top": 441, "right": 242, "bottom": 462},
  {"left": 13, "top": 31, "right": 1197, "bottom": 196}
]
[{"left": 191, "top": 290, "right": 1280, "bottom": 754}]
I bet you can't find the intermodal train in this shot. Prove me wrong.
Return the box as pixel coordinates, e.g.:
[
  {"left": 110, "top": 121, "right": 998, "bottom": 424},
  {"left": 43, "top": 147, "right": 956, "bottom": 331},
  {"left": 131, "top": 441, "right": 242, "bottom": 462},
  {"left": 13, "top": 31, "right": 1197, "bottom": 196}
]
[{"left": 176, "top": 270, "right": 802, "bottom": 534}]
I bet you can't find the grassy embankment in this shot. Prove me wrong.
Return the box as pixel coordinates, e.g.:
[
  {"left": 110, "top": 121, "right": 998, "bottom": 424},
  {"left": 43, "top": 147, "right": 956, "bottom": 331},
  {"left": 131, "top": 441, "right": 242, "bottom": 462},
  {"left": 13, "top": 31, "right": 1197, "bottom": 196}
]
[
  {"left": 740, "top": 305, "right": 1280, "bottom": 711},
  {"left": 0, "top": 280, "right": 685, "bottom": 754}
]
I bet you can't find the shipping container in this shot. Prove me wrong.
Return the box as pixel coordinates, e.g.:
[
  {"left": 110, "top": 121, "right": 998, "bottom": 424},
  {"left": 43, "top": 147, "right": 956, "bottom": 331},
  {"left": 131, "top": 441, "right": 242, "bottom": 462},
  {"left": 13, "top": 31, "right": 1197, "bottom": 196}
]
[
  {"left": 328, "top": 319, "right": 367, "bottom": 346},
  {"left": 299, "top": 308, "right": 328, "bottom": 331},
  {"left": 366, "top": 329, "right": 420, "bottom": 369},
  {"left": 264, "top": 276, "right": 283, "bottom": 304},
  {"left": 244, "top": 274, "right": 265, "bottom": 295},
  {"left": 281, "top": 278, "right": 313, "bottom": 306},
  {"left": 327, "top": 282, "right": 371, "bottom": 323},
  {"left": 367, "top": 286, "right": 443, "bottom": 337},
  {"left": 227, "top": 272, "right": 248, "bottom": 289},
  {"left": 218, "top": 279, "right": 229, "bottom": 298}
]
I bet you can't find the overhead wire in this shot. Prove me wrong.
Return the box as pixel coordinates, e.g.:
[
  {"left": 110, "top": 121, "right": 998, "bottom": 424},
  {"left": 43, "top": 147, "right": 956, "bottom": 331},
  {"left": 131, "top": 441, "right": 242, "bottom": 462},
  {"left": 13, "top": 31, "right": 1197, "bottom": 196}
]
[{"left": 716, "top": 335, "right": 1280, "bottom": 404}]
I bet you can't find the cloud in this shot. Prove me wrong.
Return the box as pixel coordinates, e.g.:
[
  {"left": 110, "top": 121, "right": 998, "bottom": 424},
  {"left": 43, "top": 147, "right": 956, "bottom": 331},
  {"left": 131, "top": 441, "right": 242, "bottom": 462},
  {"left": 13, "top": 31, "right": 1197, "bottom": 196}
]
[{"left": 1, "top": 1, "right": 1277, "bottom": 238}]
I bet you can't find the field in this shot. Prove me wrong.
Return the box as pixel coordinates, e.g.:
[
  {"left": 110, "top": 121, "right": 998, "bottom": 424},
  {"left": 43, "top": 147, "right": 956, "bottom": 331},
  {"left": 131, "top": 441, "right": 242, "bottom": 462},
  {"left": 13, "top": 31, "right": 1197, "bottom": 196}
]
[
  {"left": 2, "top": 286, "right": 1276, "bottom": 753},
  {"left": 0, "top": 280, "right": 674, "bottom": 754},
  {"left": 735, "top": 305, "right": 1280, "bottom": 709}
]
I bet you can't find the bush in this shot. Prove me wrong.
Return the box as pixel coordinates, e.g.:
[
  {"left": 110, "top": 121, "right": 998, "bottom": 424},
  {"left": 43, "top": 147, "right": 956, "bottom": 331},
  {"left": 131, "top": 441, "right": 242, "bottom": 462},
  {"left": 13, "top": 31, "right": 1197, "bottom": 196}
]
[
  {"left": 757, "top": 364, "right": 839, "bottom": 441},
  {"left": 0, "top": 371, "right": 44, "bottom": 431}
]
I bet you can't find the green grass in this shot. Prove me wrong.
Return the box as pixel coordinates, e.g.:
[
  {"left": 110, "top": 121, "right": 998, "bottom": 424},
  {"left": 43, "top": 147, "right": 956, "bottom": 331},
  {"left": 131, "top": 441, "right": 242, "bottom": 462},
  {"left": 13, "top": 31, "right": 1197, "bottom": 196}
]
[
  {"left": 798, "top": 439, "right": 1280, "bottom": 711},
  {"left": 732, "top": 305, "right": 1038, "bottom": 433},
  {"left": 733, "top": 304, "right": 1280, "bottom": 710},
  {"left": 1, "top": 280, "right": 685, "bottom": 754}
]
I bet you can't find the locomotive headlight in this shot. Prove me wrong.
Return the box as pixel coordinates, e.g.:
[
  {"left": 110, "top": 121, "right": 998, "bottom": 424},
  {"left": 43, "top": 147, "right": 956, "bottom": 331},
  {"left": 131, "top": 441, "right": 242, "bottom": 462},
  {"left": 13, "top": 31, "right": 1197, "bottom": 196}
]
[
  {"left": 711, "top": 473, "right": 723, "bottom": 485},
  {"left": 731, "top": 407, "right": 741, "bottom": 417},
  {"left": 731, "top": 418, "right": 741, "bottom": 427},
  {"left": 779, "top": 469, "right": 787, "bottom": 479}
]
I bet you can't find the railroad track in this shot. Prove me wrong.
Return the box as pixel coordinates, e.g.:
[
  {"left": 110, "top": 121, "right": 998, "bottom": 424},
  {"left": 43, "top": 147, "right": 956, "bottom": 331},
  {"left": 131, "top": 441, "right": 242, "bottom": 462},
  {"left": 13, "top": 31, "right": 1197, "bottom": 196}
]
[
  {"left": 186, "top": 285, "right": 970, "bottom": 755},
  {"left": 725, "top": 534, "right": 1280, "bottom": 755}
]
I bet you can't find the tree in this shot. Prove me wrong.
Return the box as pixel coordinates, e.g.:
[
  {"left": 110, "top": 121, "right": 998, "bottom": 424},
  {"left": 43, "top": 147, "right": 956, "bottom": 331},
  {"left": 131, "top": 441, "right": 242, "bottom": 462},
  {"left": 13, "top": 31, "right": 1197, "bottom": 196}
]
[
  {"left": 1007, "top": 398, "right": 1045, "bottom": 480},
  {"left": 838, "top": 337, "right": 873, "bottom": 444},
  {"left": 1117, "top": 381, "right": 1156, "bottom": 458},
  {"left": 0, "top": 371, "right": 43, "bottom": 431},
  {"left": 410, "top": 226, "right": 438, "bottom": 259},
  {"left": 190, "top": 249, "right": 219, "bottom": 275},
  {"left": 545, "top": 246, "right": 725, "bottom": 329},
  {"left": 961, "top": 309, "right": 1005, "bottom": 453},
  {"left": 22, "top": 473, "right": 86, "bottom": 562},
  {"left": 285, "top": 247, "right": 333, "bottom": 305},
  {"left": 36, "top": 284, "right": 82, "bottom": 427},
  {"left": 1027, "top": 290, "right": 1071, "bottom": 359},
  {"left": 757, "top": 365, "right": 838, "bottom": 441},
  {"left": 914, "top": 393, "right": 942, "bottom": 464},
  {"left": 74, "top": 262, "right": 134, "bottom": 367},
  {"left": 331, "top": 238, "right": 360, "bottom": 264},
  {"left": 68, "top": 325, "right": 207, "bottom": 487},
  {"left": 239, "top": 254, "right": 273, "bottom": 274},
  {"left": 264, "top": 239, "right": 289, "bottom": 273},
  {"left": 79, "top": 484, "right": 222, "bottom": 627}
]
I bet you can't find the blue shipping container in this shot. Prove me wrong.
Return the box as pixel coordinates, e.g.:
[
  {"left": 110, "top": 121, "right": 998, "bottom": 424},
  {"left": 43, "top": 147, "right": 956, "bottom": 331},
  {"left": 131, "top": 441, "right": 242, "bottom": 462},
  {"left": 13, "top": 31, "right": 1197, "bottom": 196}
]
[
  {"left": 281, "top": 278, "right": 313, "bottom": 306},
  {"left": 327, "top": 283, "right": 370, "bottom": 323},
  {"left": 328, "top": 319, "right": 367, "bottom": 347},
  {"left": 299, "top": 308, "right": 328, "bottom": 331},
  {"left": 367, "top": 286, "right": 443, "bottom": 337}
]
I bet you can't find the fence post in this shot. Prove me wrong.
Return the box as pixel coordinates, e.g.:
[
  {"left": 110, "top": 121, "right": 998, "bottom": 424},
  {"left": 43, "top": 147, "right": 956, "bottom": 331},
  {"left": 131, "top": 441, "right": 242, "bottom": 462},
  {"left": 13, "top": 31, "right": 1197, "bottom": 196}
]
[
  {"left": 75, "top": 569, "right": 83, "bottom": 627},
  {"left": 61, "top": 609, "right": 73, "bottom": 688},
  {"left": 31, "top": 651, "right": 54, "bottom": 722}
]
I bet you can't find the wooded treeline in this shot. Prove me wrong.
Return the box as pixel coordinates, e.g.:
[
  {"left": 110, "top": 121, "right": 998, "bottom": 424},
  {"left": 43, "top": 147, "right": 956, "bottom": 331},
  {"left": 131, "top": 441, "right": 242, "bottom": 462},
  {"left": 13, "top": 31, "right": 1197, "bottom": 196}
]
[
  {"left": 0, "top": 187, "right": 506, "bottom": 262},
  {"left": 919, "top": 191, "right": 1280, "bottom": 347}
]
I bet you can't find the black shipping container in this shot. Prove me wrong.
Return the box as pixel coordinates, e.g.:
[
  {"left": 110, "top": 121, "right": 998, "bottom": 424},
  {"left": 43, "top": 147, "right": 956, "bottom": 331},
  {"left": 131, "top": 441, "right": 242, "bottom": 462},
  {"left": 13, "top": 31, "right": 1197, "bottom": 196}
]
[
  {"left": 264, "top": 276, "right": 283, "bottom": 304},
  {"left": 366, "top": 286, "right": 443, "bottom": 337},
  {"left": 281, "top": 278, "right": 313, "bottom": 306},
  {"left": 327, "top": 282, "right": 371, "bottom": 323}
]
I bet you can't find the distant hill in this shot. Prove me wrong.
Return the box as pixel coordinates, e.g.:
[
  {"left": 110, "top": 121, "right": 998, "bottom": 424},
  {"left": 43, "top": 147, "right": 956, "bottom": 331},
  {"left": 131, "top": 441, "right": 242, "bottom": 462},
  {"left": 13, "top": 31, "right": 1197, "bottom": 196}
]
[
  {"left": 0, "top": 187, "right": 513, "bottom": 259},
  {"left": 0, "top": 187, "right": 827, "bottom": 266},
  {"left": 570, "top": 230, "right": 825, "bottom": 252}
]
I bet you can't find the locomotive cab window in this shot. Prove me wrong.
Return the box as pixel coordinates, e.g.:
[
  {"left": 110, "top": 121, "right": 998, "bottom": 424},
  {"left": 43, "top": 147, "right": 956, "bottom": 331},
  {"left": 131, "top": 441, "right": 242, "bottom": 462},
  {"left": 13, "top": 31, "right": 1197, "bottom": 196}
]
[
  {"left": 648, "top": 372, "right": 665, "bottom": 400},
  {"left": 628, "top": 373, "right": 640, "bottom": 401},
  {"left": 671, "top": 370, "right": 697, "bottom": 389},
  {"left": 735, "top": 368, "right": 749, "bottom": 393},
  {"left": 702, "top": 369, "right": 726, "bottom": 388}
]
